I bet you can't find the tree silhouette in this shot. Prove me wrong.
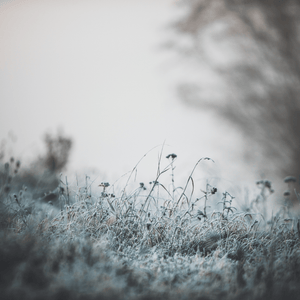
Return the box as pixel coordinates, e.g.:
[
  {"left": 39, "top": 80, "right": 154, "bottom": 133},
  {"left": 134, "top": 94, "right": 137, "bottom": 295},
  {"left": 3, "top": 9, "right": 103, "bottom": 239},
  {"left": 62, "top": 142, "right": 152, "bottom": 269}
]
[{"left": 171, "top": 0, "right": 300, "bottom": 179}]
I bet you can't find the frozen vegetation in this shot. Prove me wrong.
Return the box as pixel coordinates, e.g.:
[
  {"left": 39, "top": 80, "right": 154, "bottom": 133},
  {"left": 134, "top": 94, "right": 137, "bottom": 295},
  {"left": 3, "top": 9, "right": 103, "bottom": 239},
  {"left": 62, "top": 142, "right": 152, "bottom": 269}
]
[{"left": 1, "top": 148, "right": 300, "bottom": 300}]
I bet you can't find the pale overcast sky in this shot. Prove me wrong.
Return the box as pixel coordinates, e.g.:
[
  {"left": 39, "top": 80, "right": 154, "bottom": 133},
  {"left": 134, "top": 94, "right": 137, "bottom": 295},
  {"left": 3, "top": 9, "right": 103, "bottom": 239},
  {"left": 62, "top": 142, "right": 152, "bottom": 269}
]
[{"left": 0, "top": 0, "right": 256, "bottom": 192}]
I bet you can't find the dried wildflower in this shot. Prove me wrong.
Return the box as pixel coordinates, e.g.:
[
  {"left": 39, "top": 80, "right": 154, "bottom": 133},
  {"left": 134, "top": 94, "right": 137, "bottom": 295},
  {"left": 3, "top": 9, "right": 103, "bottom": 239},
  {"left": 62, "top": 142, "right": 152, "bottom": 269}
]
[
  {"left": 99, "top": 182, "right": 110, "bottom": 188},
  {"left": 16, "top": 160, "right": 21, "bottom": 168},
  {"left": 10, "top": 157, "right": 14, "bottom": 163},
  {"left": 283, "top": 190, "right": 290, "bottom": 196},
  {"left": 139, "top": 182, "right": 146, "bottom": 190},
  {"left": 284, "top": 176, "right": 297, "bottom": 183},
  {"left": 211, "top": 187, "right": 217, "bottom": 194},
  {"left": 264, "top": 180, "right": 272, "bottom": 189},
  {"left": 149, "top": 180, "right": 159, "bottom": 185},
  {"left": 256, "top": 179, "right": 272, "bottom": 190},
  {"left": 166, "top": 153, "right": 177, "bottom": 159}
]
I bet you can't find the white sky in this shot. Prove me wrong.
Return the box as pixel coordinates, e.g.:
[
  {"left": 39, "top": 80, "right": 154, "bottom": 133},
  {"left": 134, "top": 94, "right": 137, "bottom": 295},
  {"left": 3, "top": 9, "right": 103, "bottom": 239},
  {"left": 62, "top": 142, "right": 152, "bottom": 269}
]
[{"left": 0, "top": 0, "right": 258, "bottom": 193}]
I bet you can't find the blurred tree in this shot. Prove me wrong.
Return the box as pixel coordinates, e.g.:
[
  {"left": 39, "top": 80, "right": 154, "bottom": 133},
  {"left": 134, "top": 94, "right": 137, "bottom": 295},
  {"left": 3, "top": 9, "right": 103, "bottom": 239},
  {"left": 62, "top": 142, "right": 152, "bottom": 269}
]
[{"left": 171, "top": 0, "right": 300, "bottom": 178}]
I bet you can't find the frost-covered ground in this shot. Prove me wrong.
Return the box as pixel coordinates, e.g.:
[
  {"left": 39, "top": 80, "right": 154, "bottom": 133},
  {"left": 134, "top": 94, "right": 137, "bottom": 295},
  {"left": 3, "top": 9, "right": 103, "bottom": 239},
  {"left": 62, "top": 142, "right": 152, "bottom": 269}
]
[{"left": 1, "top": 156, "right": 300, "bottom": 300}]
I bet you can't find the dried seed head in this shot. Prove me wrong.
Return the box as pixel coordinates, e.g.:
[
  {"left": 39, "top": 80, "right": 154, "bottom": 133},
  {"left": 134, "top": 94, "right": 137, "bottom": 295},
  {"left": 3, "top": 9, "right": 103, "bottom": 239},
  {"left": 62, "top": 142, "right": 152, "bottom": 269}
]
[
  {"left": 139, "top": 182, "right": 146, "bottom": 190},
  {"left": 16, "top": 160, "right": 21, "bottom": 168},
  {"left": 10, "top": 157, "right": 14, "bottom": 163},
  {"left": 211, "top": 187, "right": 217, "bottom": 194},
  {"left": 150, "top": 180, "right": 159, "bottom": 185},
  {"left": 284, "top": 176, "right": 297, "bottom": 183},
  {"left": 99, "top": 182, "right": 110, "bottom": 188},
  {"left": 264, "top": 180, "right": 272, "bottom": 189},
  {"left": 283, "top": 190, "right": 290, "bottom": 196},
  {"left": 166, "top": 153, "right": 177, "bottom": 159},
  {"left": 4, "top": 162, "right": 9, "bottom": 171}
]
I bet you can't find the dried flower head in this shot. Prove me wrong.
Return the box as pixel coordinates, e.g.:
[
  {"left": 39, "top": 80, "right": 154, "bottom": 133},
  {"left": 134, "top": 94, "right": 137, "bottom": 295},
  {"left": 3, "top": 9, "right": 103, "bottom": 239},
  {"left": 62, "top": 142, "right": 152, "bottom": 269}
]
[
  {"left": 283, "top": 190, "right": 290, "bottom": 196},
  {"left": 284, "top": 176, "right": 297, "bottom": 183},
  {"left": 166, "top": 153, "right": 177, "bottom": 159},
  {"left": 99, "top": 182, "right": 110, "bottom": 188},
  {"left": 139, "top": 182, "right": 146, "bottom": 190},
  {"left": 211, "top": 187, "right": 217, "bottom": 194},
  {"left": 256, "top": 179, "right": 272, "bottom": 189},
  {"left": 264, "top": 180, "right": 272, "bottom": 189},
  {"left": 149, "top": 180, "right": 159, "bottom": 185}
]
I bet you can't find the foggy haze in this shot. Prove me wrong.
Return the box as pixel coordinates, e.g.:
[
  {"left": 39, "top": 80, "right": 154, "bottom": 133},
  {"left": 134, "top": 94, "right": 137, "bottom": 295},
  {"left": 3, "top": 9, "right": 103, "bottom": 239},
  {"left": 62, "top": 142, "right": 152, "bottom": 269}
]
[{"left": 0, "top": 0, "right": 255, "bottom": 190}]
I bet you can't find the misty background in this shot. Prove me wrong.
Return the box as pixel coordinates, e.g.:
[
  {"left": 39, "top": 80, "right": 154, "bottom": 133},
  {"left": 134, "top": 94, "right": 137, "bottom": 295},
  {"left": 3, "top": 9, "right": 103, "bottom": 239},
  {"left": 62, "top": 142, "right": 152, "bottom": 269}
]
[{"left": 1, "top": 0, "right": 297, "bottom": 201}]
